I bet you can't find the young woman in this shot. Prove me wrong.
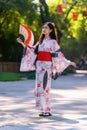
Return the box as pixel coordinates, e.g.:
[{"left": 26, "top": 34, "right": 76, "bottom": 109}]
[{"left": 17, "top": 22, "right": 76, "bottom": 117}]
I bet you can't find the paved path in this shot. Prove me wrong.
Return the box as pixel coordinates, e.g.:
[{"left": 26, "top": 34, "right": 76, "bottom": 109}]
[{"left": 0, "top": 73, "right": 87, "bottom": 130}]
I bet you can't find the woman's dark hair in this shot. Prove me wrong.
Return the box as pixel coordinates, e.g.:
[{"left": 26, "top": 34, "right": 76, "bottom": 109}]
[{"left": 38, "top": 22, "right": 58, "bottom": 44}]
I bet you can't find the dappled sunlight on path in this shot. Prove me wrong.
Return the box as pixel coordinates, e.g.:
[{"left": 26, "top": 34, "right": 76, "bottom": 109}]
[{"left": 0, "top": 74, "right": 87, "bottom": 130}]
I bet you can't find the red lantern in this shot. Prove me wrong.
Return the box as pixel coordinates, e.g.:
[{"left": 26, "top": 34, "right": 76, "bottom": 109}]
[
  {"left": 73, "top": 12, "right": 78, "bottom": 21},
  {"left": 57, "top": 4, "right": 63, "bottom": 14}
]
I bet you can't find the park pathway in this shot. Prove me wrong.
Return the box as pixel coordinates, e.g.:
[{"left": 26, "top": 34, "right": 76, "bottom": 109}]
[{"left": 0, "top": 72, "right": 87, "bottom": 130}]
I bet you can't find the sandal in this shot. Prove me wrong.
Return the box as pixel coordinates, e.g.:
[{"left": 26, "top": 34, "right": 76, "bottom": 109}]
[
  {"left": 39, "top": 112, "right": 44, "bottom": 116},
  {"left": 39, "top": 112, "right": 52, "bottom": 117}
]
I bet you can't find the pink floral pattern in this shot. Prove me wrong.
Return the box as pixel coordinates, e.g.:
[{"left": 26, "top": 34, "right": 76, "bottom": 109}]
[
  {"left": 20, "top": 39, "right": 71, "bottom": 113},
  {"left": 20, "top": 47, "right": 36, "bottom": 71},
  {"left": 35, "top": 39, "right": 71, "bottom": 113}
]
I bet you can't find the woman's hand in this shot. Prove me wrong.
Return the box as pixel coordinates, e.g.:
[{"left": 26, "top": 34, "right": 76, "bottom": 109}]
[
  {"left": 16, "top": 37, "right": 23, "bottom": 44},
  {"left": 70, "top": 62, "right": 76, "bottom": 68},
  {"left": 16, "top": 37, "right": 26, "bottom": 48}
]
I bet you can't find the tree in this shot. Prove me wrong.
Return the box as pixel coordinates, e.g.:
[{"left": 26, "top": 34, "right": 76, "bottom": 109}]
[
  {"left": 0, "top": 0, "right": 39, "bottom": 61},
  {"left": 45, "top": 0, "right": 87, "bottom": 60},
  {"left": 38, "top": 0, "right": 50, "bottom": 23}
]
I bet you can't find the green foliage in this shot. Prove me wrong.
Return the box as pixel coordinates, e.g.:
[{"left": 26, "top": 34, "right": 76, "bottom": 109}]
[
  {"left": 76, "top": 19, "right": 87, "bottom": 56},
  {"left": 0, "top": 0, "right": 87, "bottom": 63},
  {"left": 0, "top": 0, "right": 39, "bottom": 61},
  {"left": 61, "top": 36, "right": 78, "bottom": 60}
]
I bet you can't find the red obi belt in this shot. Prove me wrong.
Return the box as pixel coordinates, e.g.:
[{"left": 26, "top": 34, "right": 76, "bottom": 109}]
[{"left": 37, "top": 51, "right": 52, "bottom": 61}]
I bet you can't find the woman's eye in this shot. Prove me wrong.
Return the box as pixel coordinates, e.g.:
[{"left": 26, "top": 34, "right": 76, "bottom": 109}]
[{"left": 42, "top": 26, "right": 48, "bottom": 29}]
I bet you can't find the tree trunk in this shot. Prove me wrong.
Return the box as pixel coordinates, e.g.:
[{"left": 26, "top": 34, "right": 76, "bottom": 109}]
[{"left": 39, "top": 0, "right": 50, "bottom": 23}]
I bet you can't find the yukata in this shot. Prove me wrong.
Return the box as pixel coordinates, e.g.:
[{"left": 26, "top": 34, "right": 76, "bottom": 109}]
[
  {"left": 35, "top": 39, "right": 71, "bottom": 113},
  {"left": 20, "top": 39, "right": 71, "bottom": 113}
]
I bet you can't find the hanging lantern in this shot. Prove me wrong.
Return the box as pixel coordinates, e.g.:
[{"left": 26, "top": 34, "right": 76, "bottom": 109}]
[
  {"left": 57, "top": 4, "right": 63, "bottom": 14},
  {"left": 73, "top": 12, "right": 78, "bottom": 21}
]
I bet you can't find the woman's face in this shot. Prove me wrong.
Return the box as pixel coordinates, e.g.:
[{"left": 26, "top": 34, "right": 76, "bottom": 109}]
[{"left": 42, "top": 24, "right": 52, "bottom": 35}]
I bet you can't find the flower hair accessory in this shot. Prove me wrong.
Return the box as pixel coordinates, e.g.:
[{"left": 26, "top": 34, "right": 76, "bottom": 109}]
[
  {"left": 46, "top": 22, "right": 55, "bottom": 27},
  {"left": 51, "top": 22, "right": 55, "bottom": 27}
]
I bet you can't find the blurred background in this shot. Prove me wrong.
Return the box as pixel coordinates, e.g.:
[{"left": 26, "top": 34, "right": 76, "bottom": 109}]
[{"left": 0, "top": 0, "right": 87, "bottom": 79}]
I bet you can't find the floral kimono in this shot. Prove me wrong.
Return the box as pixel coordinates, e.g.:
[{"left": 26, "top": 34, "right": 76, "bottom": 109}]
[{"left": 20, "top": 39, "right": 71, "bottom": 113}]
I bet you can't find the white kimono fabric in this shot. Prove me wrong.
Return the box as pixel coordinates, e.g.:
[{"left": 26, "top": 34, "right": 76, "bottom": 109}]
[
  {"left": 20, "top": 47, "right": 36, "bottom": 72},
  {"left": 20, "top": 39, "right": 71, "bottom": 113}
]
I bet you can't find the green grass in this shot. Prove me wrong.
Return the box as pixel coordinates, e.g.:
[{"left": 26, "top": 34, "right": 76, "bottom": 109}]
[
  {"left": 0, "top": 67, "right": 75, "bottom": 81},
  {"left": 0, "top": 71, "right": 35, "bottom": 81},
  {"left": 20, "top": 71, "right": 35, "bottom": 79},
  {"left": 0, "top": 72, "right": 21, "bottom": 81}
]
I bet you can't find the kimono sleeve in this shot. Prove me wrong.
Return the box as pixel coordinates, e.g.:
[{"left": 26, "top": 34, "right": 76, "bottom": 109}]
[
  {"left": 52, "top": 40, "right": 71, "bottom": 79},
  {"left": 20, "top": 46, "right": 37, "bottom": 72}
]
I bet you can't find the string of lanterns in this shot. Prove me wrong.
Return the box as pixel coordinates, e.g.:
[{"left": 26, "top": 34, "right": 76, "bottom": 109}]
[{"left": 57, "top": 0, "right": 87, "bottom": 21}]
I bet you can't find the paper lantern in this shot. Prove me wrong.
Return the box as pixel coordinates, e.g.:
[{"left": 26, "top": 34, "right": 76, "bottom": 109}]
[
  {"left": 19, "top": 24, "right": 34, "bottom": 47},
  {"left": 73, "top": 12, "right": 78, "bottom": 21},
  {"left": 57, "top": 4, "right": 63, "bottom": 14}
]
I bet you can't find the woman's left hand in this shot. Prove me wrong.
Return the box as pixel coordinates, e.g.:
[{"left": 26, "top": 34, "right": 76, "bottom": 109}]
[{"left": 70, "top": 62, "right": 76, "bottom": 67}]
